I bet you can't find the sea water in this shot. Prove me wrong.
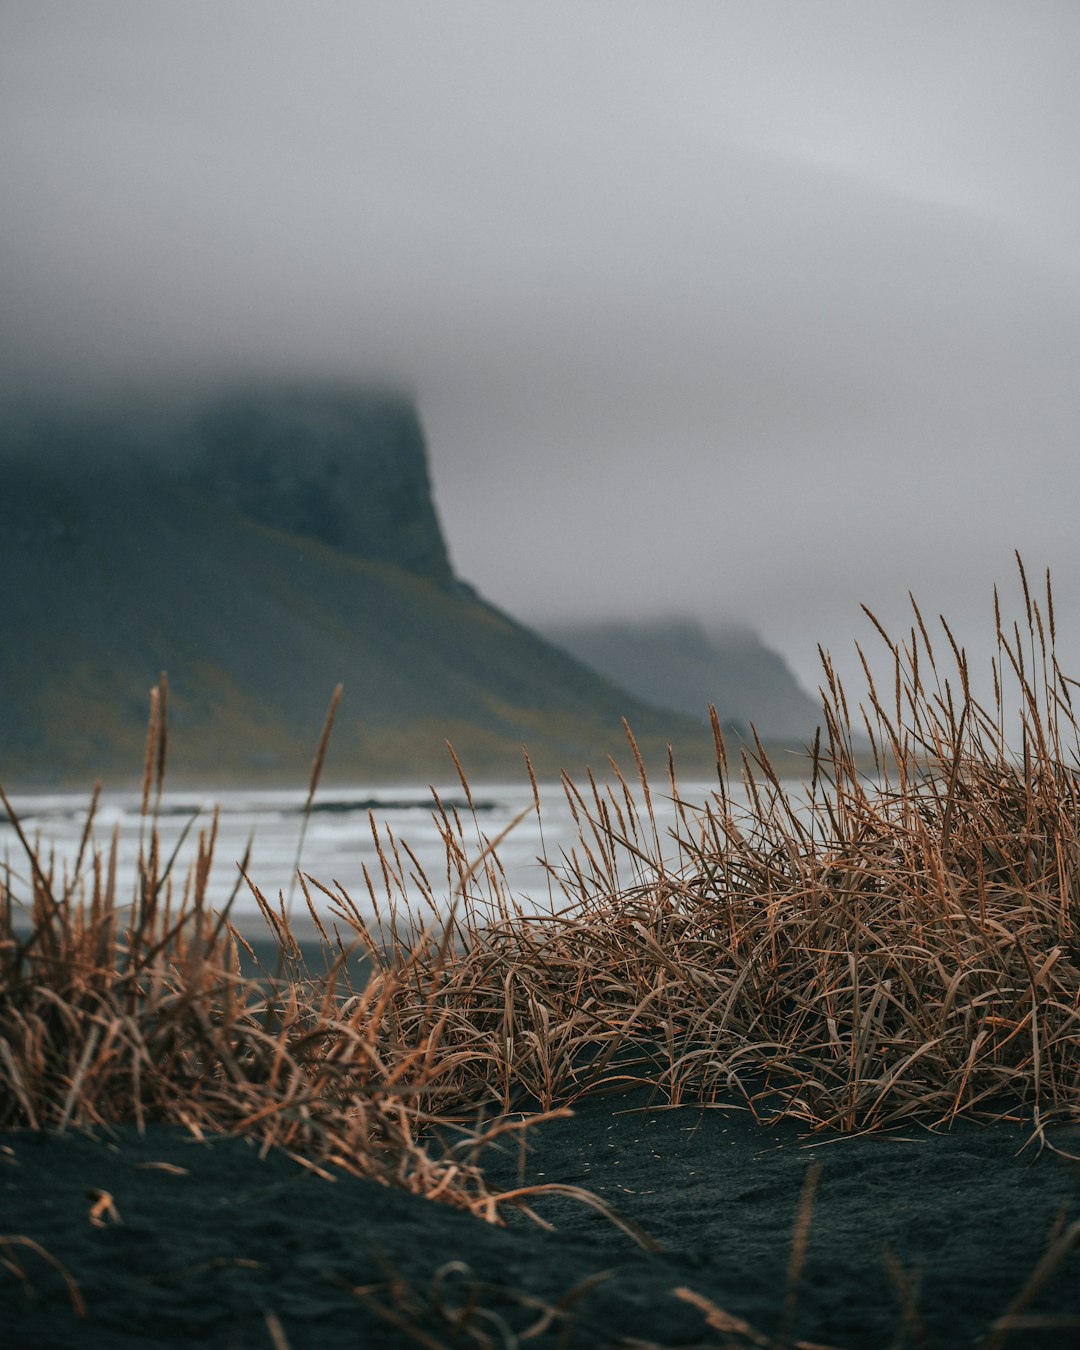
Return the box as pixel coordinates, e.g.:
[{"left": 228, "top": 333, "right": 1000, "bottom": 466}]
[{"left": 0, "top": 778, "right": 762, "bottom": 928}]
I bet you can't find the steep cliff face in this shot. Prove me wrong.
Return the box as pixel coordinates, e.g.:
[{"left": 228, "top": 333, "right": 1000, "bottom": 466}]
[
  {"left": 2, "top": 384, "right": 455, "bottom": 581},
  {"left": 184, "top": 386, "right": 455, "bottom": 581}
]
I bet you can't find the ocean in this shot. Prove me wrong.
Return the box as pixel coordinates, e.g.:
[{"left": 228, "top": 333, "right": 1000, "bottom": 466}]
[{"left": 1, "top": 776, "right": 763, "bottom": 931}]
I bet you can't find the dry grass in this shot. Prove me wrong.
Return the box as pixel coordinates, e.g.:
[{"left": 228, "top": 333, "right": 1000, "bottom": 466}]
[
  {"left": 2, "top": 558, "right": 1080, "bottom": 1341},
  {"left": 4, "top": 560, "right": 1080, "bottom": 1150},
  {"left": 0, "top": 687, "right": 567, "bottom": 1222},
  {"left": 316, "top": 560, "right": 1080, "bottom": 1147}
]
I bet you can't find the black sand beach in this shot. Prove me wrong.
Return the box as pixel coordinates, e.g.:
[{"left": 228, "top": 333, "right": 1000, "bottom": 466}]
[
  {"left": 7, "top": 588, "right": 1080, "bottom": 1348},
  {"left": 4, "top": 1094, "right": 1079, "bottom": 1348}
]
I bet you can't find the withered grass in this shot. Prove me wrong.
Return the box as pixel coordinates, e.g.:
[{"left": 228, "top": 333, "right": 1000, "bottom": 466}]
[
  {"left": 330, "top": 560, "right": 1080, "bottom": 1144},
  {"left": 2, "top": 558, "right": 1080, "bottom": 1345}
]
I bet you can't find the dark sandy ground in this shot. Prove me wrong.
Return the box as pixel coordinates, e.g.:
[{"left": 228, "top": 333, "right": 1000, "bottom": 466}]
[{"left": 3, "top": 1090, "right": 1080, "bottom": 1349}]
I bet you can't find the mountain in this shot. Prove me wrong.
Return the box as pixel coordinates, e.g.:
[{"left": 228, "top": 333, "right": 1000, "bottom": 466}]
[
  {"left": 1, "top": 384, "right": 734, "bottom": 789},
  {"left": 183, "top": 387, "right": 454, "bottom": 581},
  {"left": 537, "top": 617, "right": 823, "bottom": 746}
]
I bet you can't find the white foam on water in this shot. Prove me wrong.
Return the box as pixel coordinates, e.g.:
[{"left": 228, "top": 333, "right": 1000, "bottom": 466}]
[{"left": 1, "top": 777, "right": 805, "bottom": 927}]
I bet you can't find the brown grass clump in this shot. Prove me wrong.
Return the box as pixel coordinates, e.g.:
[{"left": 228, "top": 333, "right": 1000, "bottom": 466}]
[
  {"left": 323, "top": 557, "right": 1080, "bottom": 1143},
  {"left": 3, "top": 560, "right": 1080, "bottom": 1345},
  {"left": 2, "top": 556, "right": 1079, "bottom": 1197},
  {"left": 0, "top": 683, "right": 574, "bottom": 1225}
]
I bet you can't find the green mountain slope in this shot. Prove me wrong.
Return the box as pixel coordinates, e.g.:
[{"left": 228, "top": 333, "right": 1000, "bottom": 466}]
[{"left": 1, "top": 388, "right": 729, "bottom": 788}]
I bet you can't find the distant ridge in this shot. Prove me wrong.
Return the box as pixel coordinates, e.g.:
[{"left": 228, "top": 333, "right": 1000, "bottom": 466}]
[
  {"left": 1, "top": 384, "right": 730, "bottom": 788},
  {"left": 539, "top": 617, "right": 822, "bottom": 747}
]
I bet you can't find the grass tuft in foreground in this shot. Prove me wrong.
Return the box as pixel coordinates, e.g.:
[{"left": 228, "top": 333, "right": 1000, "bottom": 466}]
[
  {"left": 2, "top": 560, "right": 1080, "bottom": 1344},
  {"left": 0, "top": 689, "right": 571, "bottom": 1222},
  {"left": 3, "top": 561, "right": 1080, "bottom": 1171},
  {"left": 346, "top": 558, "right": 1080, "bottom": 1144}
]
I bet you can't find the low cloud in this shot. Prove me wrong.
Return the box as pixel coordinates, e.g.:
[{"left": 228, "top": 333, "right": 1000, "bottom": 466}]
[{"left": 2, "top": 2, "right": 1078, "bottom": 701}]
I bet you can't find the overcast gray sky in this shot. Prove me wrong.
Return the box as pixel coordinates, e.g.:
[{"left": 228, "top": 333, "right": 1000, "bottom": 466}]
[{"left": 2, "top": 1, "right": 1078, "bottom": 706}]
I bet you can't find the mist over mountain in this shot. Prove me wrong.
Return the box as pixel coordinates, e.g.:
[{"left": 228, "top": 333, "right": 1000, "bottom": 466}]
[
  {"left": 2, "top": 383, "right": 751, "bottom": 789},
  {"left": 3, "top": 384, "right": 454, "bottom": 578},
  {"left": 538, "top": 617, "right": 822, "bottom": 746}
]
